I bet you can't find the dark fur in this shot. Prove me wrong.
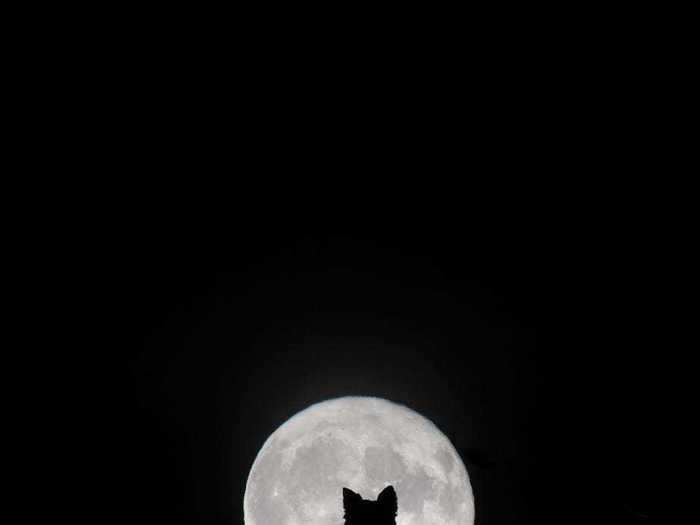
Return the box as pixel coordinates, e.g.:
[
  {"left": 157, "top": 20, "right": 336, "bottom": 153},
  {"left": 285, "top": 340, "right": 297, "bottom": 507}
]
[{"left": 343, "top": 486, "right": 397, "bottom": 525}]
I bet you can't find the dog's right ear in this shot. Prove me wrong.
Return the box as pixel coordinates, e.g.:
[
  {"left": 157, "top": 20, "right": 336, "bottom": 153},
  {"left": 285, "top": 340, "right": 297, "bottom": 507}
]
[
  {"left": 343, "top": 488, "right": 362, "bottom": 510},
  {"left": 377, "top": 485, "right": 397, "bottom": 515}
]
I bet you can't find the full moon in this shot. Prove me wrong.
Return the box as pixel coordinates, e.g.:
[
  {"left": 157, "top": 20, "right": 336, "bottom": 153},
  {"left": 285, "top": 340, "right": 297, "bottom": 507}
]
[{"left": 244, "top": 396, "right": 475, "bottom": 524}]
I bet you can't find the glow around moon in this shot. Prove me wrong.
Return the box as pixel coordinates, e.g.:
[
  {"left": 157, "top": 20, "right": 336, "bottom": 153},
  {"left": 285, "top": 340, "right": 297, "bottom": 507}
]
[{"left": 244, "top": 397, "right": 474, "bottom": 525}]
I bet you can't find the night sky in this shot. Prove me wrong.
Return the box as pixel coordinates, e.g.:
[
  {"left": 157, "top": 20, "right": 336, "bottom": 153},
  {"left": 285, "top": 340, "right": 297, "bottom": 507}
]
[{"left": 115, "top": 222, "right": 652, "bottom": 524}]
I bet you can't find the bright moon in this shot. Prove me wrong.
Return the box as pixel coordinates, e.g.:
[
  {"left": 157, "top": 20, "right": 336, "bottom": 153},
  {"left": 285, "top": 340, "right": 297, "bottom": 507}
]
[{"left": 244, "top": 396, "right": 475, "bottom": 525}]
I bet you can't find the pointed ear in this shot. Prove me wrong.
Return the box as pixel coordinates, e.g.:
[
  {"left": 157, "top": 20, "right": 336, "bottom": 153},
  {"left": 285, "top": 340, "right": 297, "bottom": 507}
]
[
  {"left": 343, "top": 488, "right": 362, "bottom": 509},
  {"left": 377, "top": 485, "right": 397, "bottom": 514}
]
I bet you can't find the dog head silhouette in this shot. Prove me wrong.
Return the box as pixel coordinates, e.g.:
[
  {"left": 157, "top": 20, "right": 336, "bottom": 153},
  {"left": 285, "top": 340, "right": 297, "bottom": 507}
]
[{"left": 343, "top": 485, "right": 397, "bottom": 525}]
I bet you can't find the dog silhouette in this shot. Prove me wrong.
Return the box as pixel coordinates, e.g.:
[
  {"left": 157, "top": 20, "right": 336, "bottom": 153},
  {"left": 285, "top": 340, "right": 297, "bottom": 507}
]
[{"left": 343, "top": 485, "right": 397, "bottom": 525}]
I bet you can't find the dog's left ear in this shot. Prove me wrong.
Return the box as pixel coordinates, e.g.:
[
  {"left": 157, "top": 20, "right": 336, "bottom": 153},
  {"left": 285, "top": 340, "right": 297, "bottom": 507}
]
[
  {"left": 377, "top": 485, "right": 397, "bottom": 515},
  {"left": 343, "top": 488, "right": 362, "bottom": 510}
]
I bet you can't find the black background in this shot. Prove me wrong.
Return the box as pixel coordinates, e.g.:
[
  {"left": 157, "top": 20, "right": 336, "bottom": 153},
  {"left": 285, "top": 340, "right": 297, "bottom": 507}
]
[
  {"left": 31, "top": 8, "right": 663, "bottom": 522},
  {"left": 109, "top": 212, "right": 652, "bottom": 525}
]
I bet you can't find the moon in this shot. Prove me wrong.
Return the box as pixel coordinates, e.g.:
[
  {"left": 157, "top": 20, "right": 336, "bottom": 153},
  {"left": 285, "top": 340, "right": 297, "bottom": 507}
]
[{"left": 244, "top": 396, "right": 475, "bottom": 525}]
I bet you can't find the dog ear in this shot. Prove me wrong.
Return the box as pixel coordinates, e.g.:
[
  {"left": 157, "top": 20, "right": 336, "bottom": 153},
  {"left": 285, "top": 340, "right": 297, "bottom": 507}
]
[
  {"left": 343, "top": 488, "right": 362, "bottom": 510},
  {"left": 377, "top": 485, "right": 397, "bottom": 514}
]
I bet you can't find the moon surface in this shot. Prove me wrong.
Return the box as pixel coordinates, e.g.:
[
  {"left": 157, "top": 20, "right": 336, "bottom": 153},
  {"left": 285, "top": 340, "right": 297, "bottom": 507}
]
[{"left": 244, "top": 397, "right": 474, "bottom": 525}]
